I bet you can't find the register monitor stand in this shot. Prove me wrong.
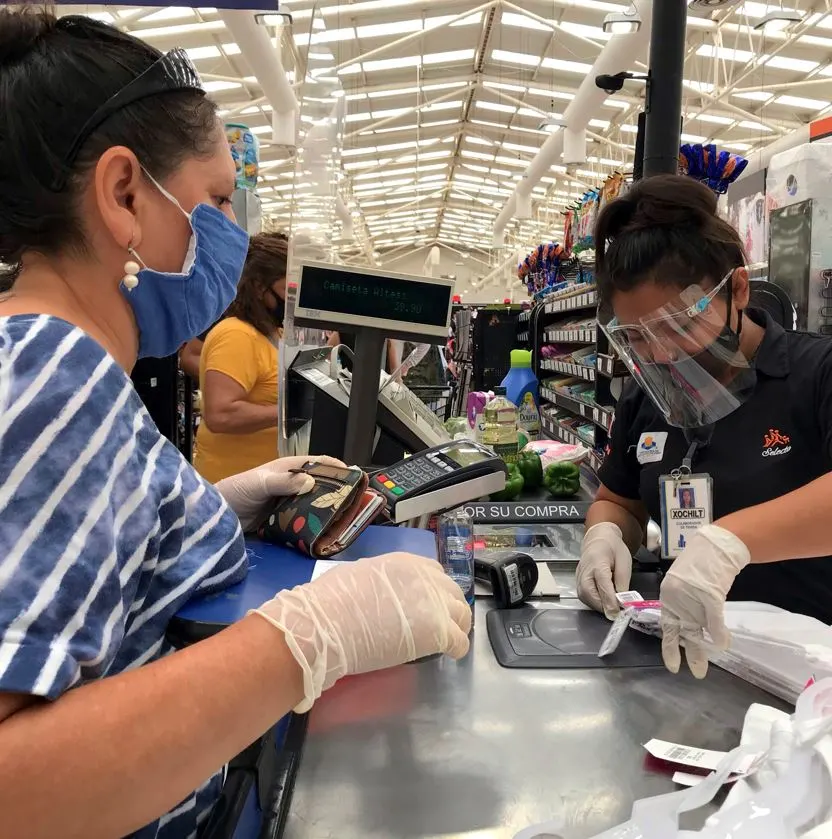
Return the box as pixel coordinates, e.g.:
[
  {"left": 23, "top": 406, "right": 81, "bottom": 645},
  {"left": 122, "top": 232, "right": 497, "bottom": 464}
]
[
  {"left": 292, "top": 261, "right": 455, "bottom": 467},
  {"left": 343, "top": 328, "right": 386, "bottom": 467}
]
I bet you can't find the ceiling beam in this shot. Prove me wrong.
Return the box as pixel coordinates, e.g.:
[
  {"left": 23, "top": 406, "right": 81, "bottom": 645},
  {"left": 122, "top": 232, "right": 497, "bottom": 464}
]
[{"left": 331, "top": 0, "right": 498, "bottom": 75}]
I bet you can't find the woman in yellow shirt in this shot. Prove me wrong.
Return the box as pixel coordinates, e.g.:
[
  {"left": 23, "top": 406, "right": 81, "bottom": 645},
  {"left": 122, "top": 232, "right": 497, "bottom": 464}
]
[{"left": 195, "top": 232, "right": 286, "bottom": 483}]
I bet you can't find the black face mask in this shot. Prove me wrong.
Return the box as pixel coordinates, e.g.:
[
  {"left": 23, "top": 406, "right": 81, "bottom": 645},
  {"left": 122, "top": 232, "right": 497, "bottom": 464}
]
[
  {"left": 688, "top": 280, "right": 744, "bottom": 380},
  {"left": 271, "top": 298, "right": 285, "bottom": 326}
]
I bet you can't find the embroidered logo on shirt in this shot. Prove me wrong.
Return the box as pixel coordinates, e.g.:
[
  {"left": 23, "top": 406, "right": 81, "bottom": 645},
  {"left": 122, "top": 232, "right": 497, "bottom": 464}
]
[
  {"left": 636, "top": 431, "right": 668, "bottom": 464},
  {"left": 762, "top": 428, "right": 792, "bottom": 458}
]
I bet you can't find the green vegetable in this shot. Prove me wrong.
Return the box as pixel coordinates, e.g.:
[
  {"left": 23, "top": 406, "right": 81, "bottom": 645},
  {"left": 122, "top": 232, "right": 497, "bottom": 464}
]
[
  {"left": 543, "top": 461, "right": 581, "bottom": 498},
  {"left": 517, "top": 450, "right": 543, "bottom": 489},
  {"left": 490, "top": 464, "right": 524, "bottom": 501}
]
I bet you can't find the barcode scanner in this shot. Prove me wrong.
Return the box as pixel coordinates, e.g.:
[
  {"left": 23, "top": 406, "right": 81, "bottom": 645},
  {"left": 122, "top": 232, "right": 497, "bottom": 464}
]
[{"left": 474, "top": 552, "right": 538, "bottom": 608}]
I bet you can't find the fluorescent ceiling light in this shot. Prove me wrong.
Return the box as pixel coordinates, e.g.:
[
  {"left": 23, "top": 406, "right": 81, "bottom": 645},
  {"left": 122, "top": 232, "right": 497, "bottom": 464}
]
[
  {"left": 687, "top": 113, "right": 734, "bottom": 125},
  {"left": 696, "top": 44, "right": 755, "bottom": 63},
  {"left": 602, "top": 7, "right": 642, "bottom": 34},
  {"left": 766, "top": 55, "right": 817, "bottom": 72},
  {"left": 83, "top": 11, "right": 115, "bottom": 23},
  {"left": 134, "top": 20, "right": 225, "bottom": 38},
  {"left": 187, "top": 43, "right": 241, "bottom": 61},
  {"left": 738, "top": 120, "right": 773, "bottom": 131},
  {"left": 733, "top": 91, "right": 775, "bottom": 102},
  {"left": 491, "top": 49, "right": 591, "bottom": 75},
  {"left": 754, "top": 9, "right": 802, "bottom": 30},
  {"left": 369, "top": 119, "right": 459, "bottom": 136},
  {"left": 776, "top": 94, "right": 829, "bottom": 109},
  {"left": 501, "top": 11, "right": 550, "bottom": 32},
  {"left": 559, "top": 21, "right": 611, "bottom": 40},
  {"left": 341, "top": 49, "right": 476, "bottom": 76},
  {"left": 477, "top": 101, "right": 517, "bottom": 115},
  {"left": 203, "top": 80, "right": 242, "bottom": 93}
]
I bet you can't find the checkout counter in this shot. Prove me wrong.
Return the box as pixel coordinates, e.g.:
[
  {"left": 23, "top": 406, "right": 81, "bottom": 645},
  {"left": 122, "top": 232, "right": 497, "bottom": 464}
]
[
  {"left": 173, "top": 529, "right": 787, "bottom": 839},
  {"left": 171, "top": 263, "right": 788, "bottom": 839}
]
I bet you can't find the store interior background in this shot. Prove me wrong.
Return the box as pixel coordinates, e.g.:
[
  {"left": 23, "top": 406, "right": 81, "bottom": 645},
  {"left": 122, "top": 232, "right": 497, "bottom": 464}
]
[{"left": 56, "top": 0, "right": 832, "bottom": 301}]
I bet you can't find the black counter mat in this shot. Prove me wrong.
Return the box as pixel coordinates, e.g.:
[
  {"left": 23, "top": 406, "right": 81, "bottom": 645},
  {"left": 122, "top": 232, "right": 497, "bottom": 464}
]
[{"left": 487, "top": 605, "right": 664, "bottom": 669}]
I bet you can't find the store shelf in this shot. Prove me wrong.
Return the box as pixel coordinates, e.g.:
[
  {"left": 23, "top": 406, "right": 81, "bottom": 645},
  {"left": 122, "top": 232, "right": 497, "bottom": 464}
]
[
  {"left": 596, "top": 353, "right": 628, "bottom": 379},
  {"left": 540, "top": 386, "right": 614, "bottom": 431},
  {"left": 544, "top": 288, "right": 597, "bottom": 315},
  {"left": 540, "top": 358, "right": 595, "bottom": 382},
  {"left": 541, "top": 414, "right": 595, "bottom": 449},
  {"left": 544, "top": 327, "right": 596, "bottom": 344},
  {"left": 587, "top": 449, "right": 605, "bottom": 474},
  {"left": 518, "top": 331, "right": 530, "bottom": 343}
]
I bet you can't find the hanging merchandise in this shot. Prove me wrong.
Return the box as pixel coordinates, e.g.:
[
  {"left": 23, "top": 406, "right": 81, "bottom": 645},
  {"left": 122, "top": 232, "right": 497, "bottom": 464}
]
[
  {"left": 679, "top": 143, "right": 748, "bottom": 195},
  {"left": 517, "top": 242, "right": 567, "bottom": 297},
  {"left": 575, "top": 189, "right": 601, "bottom": 252},
  {"left": 225, "top": 122, "right": 260, "bottom": 190},
  {"left": 601, "top": 172, "right": 625, "bottom": 207},
  {"left": 562, "top": 208, "right": 575, "bottom": 254}
]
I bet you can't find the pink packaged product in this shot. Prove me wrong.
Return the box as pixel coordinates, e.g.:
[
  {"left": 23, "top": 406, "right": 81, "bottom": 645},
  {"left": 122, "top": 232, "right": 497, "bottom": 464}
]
[
  {"left": 522, "top": 439, "right": 587, "bottom": 466},
  {"left": 466, "top": 391, "right": 491, "bottom": 430}
]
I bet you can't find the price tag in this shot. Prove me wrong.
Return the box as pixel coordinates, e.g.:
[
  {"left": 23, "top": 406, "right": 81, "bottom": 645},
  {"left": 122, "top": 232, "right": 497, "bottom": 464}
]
[{"left": 593, "top": 407, "right": 601, "bottom": 424}]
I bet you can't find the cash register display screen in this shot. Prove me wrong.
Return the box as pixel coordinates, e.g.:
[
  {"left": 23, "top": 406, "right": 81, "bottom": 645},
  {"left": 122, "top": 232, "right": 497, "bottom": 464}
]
[
  {"left": 444, "top": 444, "right": 490, "bottom": 468},
  {"left": 298, "top": 265, "right": 449, "bottom": 327}
]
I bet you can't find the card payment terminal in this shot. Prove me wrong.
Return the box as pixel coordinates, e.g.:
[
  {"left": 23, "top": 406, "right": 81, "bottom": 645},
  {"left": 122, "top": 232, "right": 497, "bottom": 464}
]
[{"left": 371, "top": 441, "right": 507, "bottom": 523}]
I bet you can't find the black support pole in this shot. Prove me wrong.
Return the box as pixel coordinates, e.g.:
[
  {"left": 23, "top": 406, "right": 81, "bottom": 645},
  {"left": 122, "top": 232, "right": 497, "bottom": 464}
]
[{"left": 643, "top": 0, "right": 687, "bottom": 177}]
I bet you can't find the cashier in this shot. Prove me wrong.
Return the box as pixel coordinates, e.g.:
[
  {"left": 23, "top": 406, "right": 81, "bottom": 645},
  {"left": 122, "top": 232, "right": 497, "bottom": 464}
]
[{"left": 576, "top": 174, "right": 832, "bottom": 679}]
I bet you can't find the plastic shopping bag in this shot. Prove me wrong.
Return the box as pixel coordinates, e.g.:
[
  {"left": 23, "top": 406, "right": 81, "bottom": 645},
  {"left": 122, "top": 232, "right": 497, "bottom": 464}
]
[{"left": 514, "top": 678, "right": 832, "bottom": 839}]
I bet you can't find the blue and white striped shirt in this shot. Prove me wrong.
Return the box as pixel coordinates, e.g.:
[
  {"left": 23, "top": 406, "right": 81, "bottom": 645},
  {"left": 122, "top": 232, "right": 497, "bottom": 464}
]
[{"left": 0, "top": 314, "right": 249, "bottom": 838}]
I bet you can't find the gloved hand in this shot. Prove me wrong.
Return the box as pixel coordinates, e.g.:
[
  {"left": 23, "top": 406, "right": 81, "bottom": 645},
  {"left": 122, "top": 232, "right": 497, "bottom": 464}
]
[
  {"left": 251, "top": 552, "right": 472, "bottom": 711},
  {"left": 576, "top": 522, "right": 633, "bottom": 619},
  {"left": 216, "top": 455, "right": 347, "bottom": 532},
  {"left": 660, "top": 524, "right": 750, "bottom": 679}
]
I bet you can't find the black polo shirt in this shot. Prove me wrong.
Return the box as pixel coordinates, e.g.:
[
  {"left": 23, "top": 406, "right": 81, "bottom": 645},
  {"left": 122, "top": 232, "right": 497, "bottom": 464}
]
[{"left": 599, "top": 309, "right": 832, "bottom": 623}]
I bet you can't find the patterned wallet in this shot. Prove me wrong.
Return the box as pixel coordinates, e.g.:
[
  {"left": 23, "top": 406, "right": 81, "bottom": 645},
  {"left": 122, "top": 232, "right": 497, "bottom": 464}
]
[{"left": 258, "top": 462, "right": 386, "bottom": 558}]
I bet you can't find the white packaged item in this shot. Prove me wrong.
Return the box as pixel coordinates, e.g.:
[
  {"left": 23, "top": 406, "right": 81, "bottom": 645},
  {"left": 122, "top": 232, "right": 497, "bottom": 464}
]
[
  {"left": 522, "top": 439, "right": 588, "bottom": 468},
  {"left": 714, "top": 603, "right": 832, "bottom": 703},
  {"left": 767, "top": 143, "right": 832, "bottom": 212}
]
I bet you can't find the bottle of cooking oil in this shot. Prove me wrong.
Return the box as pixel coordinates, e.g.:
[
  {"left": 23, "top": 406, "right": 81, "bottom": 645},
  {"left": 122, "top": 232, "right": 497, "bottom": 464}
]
[{"left": 482, "top": 386, "right": 519, "bottom": 465}]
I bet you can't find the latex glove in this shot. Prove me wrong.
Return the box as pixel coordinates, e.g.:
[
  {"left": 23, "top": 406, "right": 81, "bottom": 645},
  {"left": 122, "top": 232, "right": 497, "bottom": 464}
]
[
  {"left": 576, "top": 522, "right": 633, "bottom": 619},
  {"left": 660, "top": 524, "right": 750, "bottom": 679},
  {"left": 216, "top": 455, "right": 347, "bottom": 532},
  {"left": 251, "top": 552, "right": 472, "bottom": 711}
]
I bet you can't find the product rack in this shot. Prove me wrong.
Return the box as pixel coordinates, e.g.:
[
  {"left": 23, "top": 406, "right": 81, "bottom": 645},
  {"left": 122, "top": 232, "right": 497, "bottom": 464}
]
[
  {"left": 531, "top": 281, "right": 624, "bottom": 476},
  {"left": 516, "top": 307, "right": 532, "bottom": 346}
]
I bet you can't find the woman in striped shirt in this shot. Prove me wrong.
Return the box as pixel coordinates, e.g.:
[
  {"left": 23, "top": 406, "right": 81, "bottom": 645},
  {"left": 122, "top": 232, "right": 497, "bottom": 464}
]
[{"left": 0, "top": 9, "right": 470, "bottom": 839}]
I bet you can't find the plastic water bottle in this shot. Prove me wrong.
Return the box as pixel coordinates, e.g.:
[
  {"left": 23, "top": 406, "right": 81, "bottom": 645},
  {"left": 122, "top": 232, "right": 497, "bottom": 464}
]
[{"left": 436, "top": 507, "right": 475, "bottom": 624}]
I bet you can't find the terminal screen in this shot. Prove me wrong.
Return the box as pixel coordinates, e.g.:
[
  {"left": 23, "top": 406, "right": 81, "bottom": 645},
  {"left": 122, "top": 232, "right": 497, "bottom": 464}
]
[
  {"left": 444, "top": 444, "right": 490, "bottom": 468},
  {"left": 298, "top": 265, "right": 450, "bottom": 328}
]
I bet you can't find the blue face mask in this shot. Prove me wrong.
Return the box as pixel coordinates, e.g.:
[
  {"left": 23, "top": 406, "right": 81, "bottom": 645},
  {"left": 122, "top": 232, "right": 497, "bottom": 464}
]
[{"left": 121, "top": 173, "right": 249, "bottom": 359}]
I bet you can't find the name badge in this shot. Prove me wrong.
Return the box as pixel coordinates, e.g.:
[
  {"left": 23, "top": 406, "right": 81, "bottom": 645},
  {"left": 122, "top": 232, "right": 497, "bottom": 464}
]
[{"left": 658, "top": 473, "right": 713, "bottom": 559}]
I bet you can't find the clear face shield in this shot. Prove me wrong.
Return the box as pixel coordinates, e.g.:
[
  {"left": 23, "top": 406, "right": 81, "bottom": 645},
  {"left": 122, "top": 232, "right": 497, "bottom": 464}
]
[{"left": 600, "top": 271, "right": 756, "bottom": 429}]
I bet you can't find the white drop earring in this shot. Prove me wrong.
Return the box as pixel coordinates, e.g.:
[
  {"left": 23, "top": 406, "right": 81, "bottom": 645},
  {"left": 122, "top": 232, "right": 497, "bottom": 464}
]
[{"left": 123, "top": 246, "right": 142, "bottom": 292}]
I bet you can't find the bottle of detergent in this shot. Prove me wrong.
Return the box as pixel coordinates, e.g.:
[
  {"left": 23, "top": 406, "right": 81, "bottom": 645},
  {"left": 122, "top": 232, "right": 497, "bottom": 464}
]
[{"left": 501, "top": 350, "right": 540, "bottom": 445}]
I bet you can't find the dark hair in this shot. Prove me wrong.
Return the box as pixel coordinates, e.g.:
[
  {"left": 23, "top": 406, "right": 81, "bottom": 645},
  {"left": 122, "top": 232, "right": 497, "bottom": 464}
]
[
  {"left": 0, "top": 7, "right": 218, "bottom": 279},
  {"left": 225, "top": 232, "right": 289, "bottom": 337},
  {"left": 594, "top": 175, "right": 745, "bottom": 304}
]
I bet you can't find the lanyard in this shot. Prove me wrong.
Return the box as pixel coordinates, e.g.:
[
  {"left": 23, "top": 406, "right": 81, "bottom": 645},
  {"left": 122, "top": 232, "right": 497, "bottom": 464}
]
[{"left": 675, "top": 424, "right": 715, "bottom": 478}]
